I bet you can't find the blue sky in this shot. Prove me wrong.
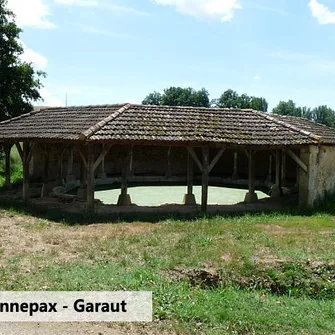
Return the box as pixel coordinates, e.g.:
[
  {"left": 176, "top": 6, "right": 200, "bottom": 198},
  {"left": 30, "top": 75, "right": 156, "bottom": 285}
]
[{"left": 7, "top": 0, "right": 335, "bottom": 110}]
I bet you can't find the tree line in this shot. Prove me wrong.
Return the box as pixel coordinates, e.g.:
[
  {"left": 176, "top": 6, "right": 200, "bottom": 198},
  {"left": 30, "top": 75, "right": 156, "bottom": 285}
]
[{"left": 143, "top": 88, "right": 335, "bottom": 127}]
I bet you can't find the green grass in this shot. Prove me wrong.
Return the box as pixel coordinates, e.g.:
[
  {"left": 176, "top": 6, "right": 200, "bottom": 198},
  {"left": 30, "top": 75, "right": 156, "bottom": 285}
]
[{"left": 0, "top": 210, "right": 334, "bottom": 334}]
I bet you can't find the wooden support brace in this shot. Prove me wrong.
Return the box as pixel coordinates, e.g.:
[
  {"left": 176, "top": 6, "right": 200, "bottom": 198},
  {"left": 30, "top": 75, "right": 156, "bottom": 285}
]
[
  {"left": 93, "top": 143, "right": 113, "bottom": 171},
  {"left": 187, "top": 147, "right": 203, "bottom": 172},
  {"left": 285, "top": 149, "right": 308, "bottom": 173},
  {"left": 15, "top": 142, "right": 23, "bottom": 162},
  {"left": 76, "top": 145, "right": 88, "bottom": 169},
  {"left": 201, "top": 147, "right": 209, "bottom": 212},
  {"left": 208, "top": 148, "right": 226, "bottom": 173},
  {"left": 86, "top": 144, "right": 95, "bottom": 212}
]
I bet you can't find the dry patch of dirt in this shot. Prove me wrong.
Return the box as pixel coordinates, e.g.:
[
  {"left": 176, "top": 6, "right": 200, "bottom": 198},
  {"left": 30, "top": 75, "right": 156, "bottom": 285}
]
[{"left": 0, "top": 212, "right": 156, "bottom": 267}]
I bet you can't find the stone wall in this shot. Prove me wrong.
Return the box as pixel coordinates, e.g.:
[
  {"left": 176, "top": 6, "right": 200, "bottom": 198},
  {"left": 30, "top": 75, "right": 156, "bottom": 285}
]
[{"left": 299, "top": 145, "right": 335, "bottom": 207}]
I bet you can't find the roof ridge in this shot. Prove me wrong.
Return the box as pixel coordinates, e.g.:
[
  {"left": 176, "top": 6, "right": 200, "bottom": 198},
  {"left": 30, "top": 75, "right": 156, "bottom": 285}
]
[
  {"left": 254, "top": 111, "right": 321, "bottom": 143},
  {"left": 80, "top": 103, "right": 131, "bottom": 140},
  {"left": 0, "top": 109, "right": 41, "bottom": 124}
]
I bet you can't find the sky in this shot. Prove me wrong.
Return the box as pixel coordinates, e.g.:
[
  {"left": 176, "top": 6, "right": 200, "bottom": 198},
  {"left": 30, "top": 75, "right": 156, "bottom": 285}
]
[{"left": 6, "top": 0, "right": 335, "bottom": 110}]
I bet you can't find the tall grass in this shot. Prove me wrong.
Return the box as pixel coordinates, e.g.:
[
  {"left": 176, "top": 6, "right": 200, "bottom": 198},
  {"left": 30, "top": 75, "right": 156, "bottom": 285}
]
[{"left": 0, "top": 146, "right": 23, "bottom": 186}]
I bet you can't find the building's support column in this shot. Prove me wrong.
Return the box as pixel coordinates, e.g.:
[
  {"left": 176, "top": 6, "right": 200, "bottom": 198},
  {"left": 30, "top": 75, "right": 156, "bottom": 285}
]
[
  {"left": 77, "top": 160, "right": 87, "bottom": 199},
  {"left": 4, "top": 143, "right": 13, "bottom": 189},
  {"left": 66, "top": 146, "right": 75, "bottom": 184},
  {"left": 129, "top": 145, "right": 134, "bottom": 177},
  {"left": 98, "top": 144, "right": 107, "bottom": 179},
  {"left": 271, "top": 149, "right": 283, "bottom": 197},
  {"left": 86, "top": 144, "right": 95, "bottom": 213},
  {"left": 117, "top": 147, "right": 132, "bottom": 206},
  {"left": 298, "top": 146, "right": 317, "bottom": 207},
  {"left": 166, "top": 146, "right": 172, "bottom": 179},
  {"left": 244, "top": 150, "right": 258, "bottom": 203},
  {"left": 265, "top": 153, "right": 272, "bottom": 183},
  {"left": 41, "top": 145, "right": 50, "bottom": 198},
  {"left": 232, "top": 151, "right": 239, "bottom": 180},
  {"left": 183, "top": 151, "right": 196, "bottom": 205},
  {"left": 56, "top": 145, "right": 65, "bottom": 186},
  {"left": 201, "top": 147, "right": 209, "bottom": 212},
  {"left": 19, "top": 142, "right": 34, "bottom": 201},
  {"left": 281, "top": 152, "right": 287, "bottom": 186}
]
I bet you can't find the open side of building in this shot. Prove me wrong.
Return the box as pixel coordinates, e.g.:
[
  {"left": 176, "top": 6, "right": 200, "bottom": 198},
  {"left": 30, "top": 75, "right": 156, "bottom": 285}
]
[{"left": 0, "top": 103, "right": 334, "bottom": 212}]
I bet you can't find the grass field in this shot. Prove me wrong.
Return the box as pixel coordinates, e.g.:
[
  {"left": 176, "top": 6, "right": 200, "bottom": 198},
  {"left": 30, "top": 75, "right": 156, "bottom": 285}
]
[{"left": 0, "top": 208, "right": 334, "bottom": 334}]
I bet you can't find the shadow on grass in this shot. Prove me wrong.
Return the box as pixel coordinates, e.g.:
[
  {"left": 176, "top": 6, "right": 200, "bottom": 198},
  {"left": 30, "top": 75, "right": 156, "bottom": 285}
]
[{"left": 0, "top": 194, "right": 330, "bottom": 226}]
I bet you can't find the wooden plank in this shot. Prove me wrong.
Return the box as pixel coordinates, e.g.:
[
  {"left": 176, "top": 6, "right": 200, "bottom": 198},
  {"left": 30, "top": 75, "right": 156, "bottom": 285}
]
[
  {"left": 208, "top": 148, "right": 226, "bottom": 173},
  {"left": 76, "top": 144, "right": 87, "bottom": 169},
  {"left": 86, "top": 144, "right": 95, "bottom": 212},
  {"left": 15, "top": 142, "right": 23, "bottom": 162},
  {"left": 22, "top": 141, "right": 30, "bottom": 201},
  {"left": 248, "top": 150, "right": 255, "bottom": 194},
  {"left": 93, "top": 143, "right": 113, "bottom": 171},
  {"left": 285, "top": 149, "right": 308, "bottom": 173},
  {"left": 201, "top": 147, "right": 209, "bottom": 212},
  {"left": 187, "top": 147, "right": 202, "bottom": 172},
  {"left": 4, "top": 143, "right": 12, "bottom": 188},
  {"left": 26, "top": 142, "right": 35, "bottom": 164},
  {"left": 187, "top": 151, "right": 194, "bottom": 195}
]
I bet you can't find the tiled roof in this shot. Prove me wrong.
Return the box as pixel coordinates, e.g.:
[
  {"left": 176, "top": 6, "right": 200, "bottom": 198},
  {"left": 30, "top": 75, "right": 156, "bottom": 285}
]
[{"left": 0, "top": 103, "right": 334, "bottom": 146}]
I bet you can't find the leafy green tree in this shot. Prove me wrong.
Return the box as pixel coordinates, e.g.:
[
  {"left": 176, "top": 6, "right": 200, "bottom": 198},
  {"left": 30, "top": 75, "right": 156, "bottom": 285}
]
[
  {"left": 214, "top": 89, "right": 268, "bottom": 112},
  {"left": 142, "top": 91, "right": 162, "bottom": 105},
  {"left": 143, "top": 87, "right": 210, "bottom": 107},
  {"left": 250, "top": 97, "right": 268, "bottom": 112},
  {"left": 296, "top": 106, "right": 312, "bottom": 120},
  {"left": 312, "top": 105, "right": 335, "bottom": 127},
  {"left": 272, "top": 100, "right": 300, "bottom": 117},
  {"left": 0, "top": 0, "right": 44, "bottom": 121}
]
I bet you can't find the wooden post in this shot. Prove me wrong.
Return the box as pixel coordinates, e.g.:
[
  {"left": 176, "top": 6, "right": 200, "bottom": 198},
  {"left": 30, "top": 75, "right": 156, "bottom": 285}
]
[
  {"left": 129, "top": 145, "right": 134, "bottom": 177},
  {"left": 244, "top": 150, "right": 258, "bottom": 203},
  {"left": 41, "top": 145, "right": 50, "bottom": 198},
  {"left": 86, "top": 144, "right": 95, "bottom": 212},
  {"left": 4, "top": 143, "right": 12, "bottom": 189},
  {"left": 166, "top": 146, "right": 172, "bottom": 179},
  {"left": 201, "top": 147, "right": 209, "bottom": 212},
  {"left": 117, "top": 147, "right": 132, "bottom": 206},
  {"left": 281, "top": 152, "right": 287, "bottom": 186},
  {"left": 22, "top": 142, "right": 30, "bottom": 201},
  {"left": 232, "top": 151, "right": 239, "bottom": 179},
  {"left": 98, "top": 144, "right": 107, "bottom": 179},
  {"left": 66, "top": 146, "right": 75, "bottom": 183},
  {"left": 183, "top": 151, "right": 196, "bottom": 205},
  {"left": 265, "top": 153, "right": 272, "bottom": 183},
  {"left": 272, "top": 149, "right": 283, "bottom": 197}
]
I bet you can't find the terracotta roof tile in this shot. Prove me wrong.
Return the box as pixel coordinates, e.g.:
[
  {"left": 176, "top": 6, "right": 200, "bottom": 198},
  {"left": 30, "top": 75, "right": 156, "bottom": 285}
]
[{"left": 0, "top": 103, "right": 334, "bottom": 146}]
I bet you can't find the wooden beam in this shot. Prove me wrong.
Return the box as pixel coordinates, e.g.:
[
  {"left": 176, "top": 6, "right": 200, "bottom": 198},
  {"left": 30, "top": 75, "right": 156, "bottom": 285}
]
[
  {"left": 86, "top": 144, "right": 95, "bottom": 212},
  {"left": 201, "top": 147, "right": 209, "bottom": 212},
  {"left": 285, "top": 149, "right": 308, "bottom": 173},
  {"left": 93, "top": 143, "right": 113, "bottom": 171},
  {"left": 208, "top": 148, "right": 226, "bottom": 173},
  {"left": 26, "top": 142, "right": 35, "bottom": 164},
  {"left": 187, "top": 147, "right": 202, "bottom": 172},
  {"left": 15, "top": 142, "right": 23, "bottom": 162},
  {"left": 76, "top": 145, "right": 87, "bottom": 169},
  {"left": 22, "top": 141, "right": 30, "bottom": 201},
  {"left": 248, "top": 150, "right": 255, "bottom": 194},
  {"left": 4, "top": 143, "right": 12, "bottom": 189},
  {"left": 166, "top": 146, "right": 172, "bottom": 178},
  {"left": 187, "top": 151, "right": 194, "bottom": 195}
]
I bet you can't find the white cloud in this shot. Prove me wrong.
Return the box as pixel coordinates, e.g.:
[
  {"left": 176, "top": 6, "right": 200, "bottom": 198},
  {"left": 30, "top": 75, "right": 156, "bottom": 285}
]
[
  {"left": 54, "top": 0, "right": 98, "bottom": 6},
  {"left": 253, "top": 75, "right": 261, "bottom": 81},
  {"left": 308, "top": 0, "right": 335, "bottom": 24},
  {"left": 39, "top": 88, "right": 65, "bottom": 107},
  {"left": 7, "top": 0, "right": 55, "bottom": 28},
  {"left": 154, "top": 0, "right": 242, "bottom": 22},
  {"left": 20, "top": 41, "right": 48, "bottom": 70}
]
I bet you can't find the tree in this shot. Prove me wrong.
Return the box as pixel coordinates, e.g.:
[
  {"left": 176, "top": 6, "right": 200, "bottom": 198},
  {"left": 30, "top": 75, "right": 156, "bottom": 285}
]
[
  {"left": 312, "top": 105, "right": 335, "bottom": 127},
  {"left": 142, "top": 87, "right": 210, "bottom": 107},
  {"left": 272, "top": 100, "right": 300, "bottom": 117},
  {"left": 142, "top": 91, "right": 162, "bottom": 105},
  {"left": 214, "top": 89, "right": 268, "bottom": 112},
  {"left": 0, "top": 0, "right": 44, "bottom": 121}
]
